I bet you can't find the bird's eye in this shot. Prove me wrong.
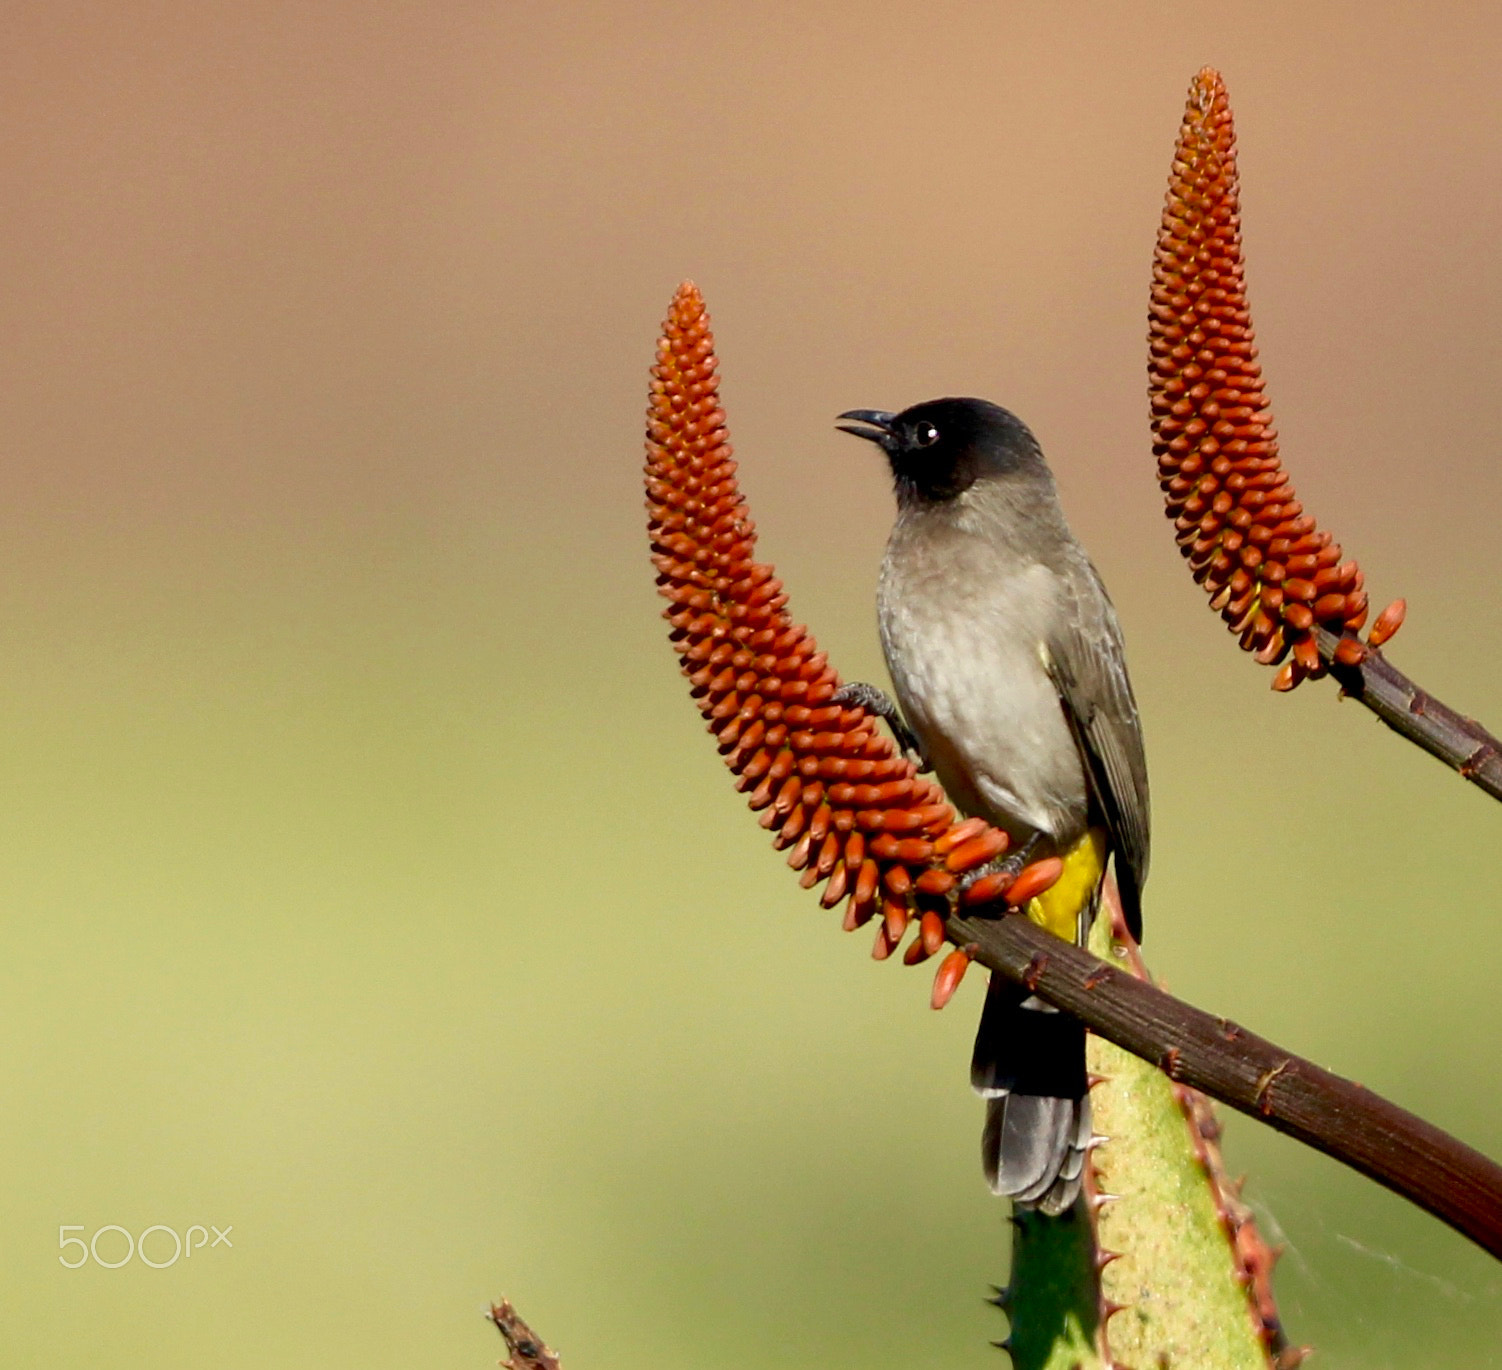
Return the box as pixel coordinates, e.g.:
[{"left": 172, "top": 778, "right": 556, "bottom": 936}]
[{"left": 912, "top": 421, "right": 939, "bottom": 447}]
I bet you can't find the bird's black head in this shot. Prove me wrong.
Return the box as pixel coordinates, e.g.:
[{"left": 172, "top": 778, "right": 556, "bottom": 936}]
[{"left": 837, "top": 397, "right": 1044, "bottom": 502}]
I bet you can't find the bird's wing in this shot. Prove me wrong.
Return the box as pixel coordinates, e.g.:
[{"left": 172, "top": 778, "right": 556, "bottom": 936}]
[{"left": 1045, "top": 560, "right": 1150, "bottom": 940}]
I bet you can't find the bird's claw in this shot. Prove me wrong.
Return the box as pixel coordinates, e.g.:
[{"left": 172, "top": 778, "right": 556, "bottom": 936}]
[
  {"left": 957, "top": 832, "right": 1044, "bottom": 897},
  {"left": 833, "top": 681, "right": 929, "bottom": 768}
]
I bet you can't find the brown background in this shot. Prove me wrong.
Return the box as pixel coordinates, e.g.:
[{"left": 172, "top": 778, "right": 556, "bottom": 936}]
[{"left": 3, "top": 3, "right": 1500, "bottom": 1365}]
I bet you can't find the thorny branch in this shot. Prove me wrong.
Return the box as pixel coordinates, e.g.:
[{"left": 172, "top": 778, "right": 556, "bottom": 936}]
[{"left": 947, "top": 903, "right": 1502, "bottom": 1263}]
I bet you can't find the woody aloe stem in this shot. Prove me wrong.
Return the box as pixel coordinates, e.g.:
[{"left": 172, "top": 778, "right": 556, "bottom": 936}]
[
  {"left": 948, "top": 905, "right": 1502, "bottom": 1263},
  {"left": 1315, "top": 629, "right": 1502, "bottom": 803}
]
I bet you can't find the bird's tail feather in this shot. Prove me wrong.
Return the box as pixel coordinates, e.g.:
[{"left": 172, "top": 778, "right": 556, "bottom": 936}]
[{"left": 971, "top": 975, "right": 1090, "bottom": 1216}]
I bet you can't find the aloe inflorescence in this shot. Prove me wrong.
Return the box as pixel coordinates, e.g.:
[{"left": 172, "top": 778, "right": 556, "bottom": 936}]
[
  {"left": 644, "top": 282, "right": 1065, "bottom": 1000},
  {"left": 1150, "top": 67, "right": 1404, "bottom": 690}
]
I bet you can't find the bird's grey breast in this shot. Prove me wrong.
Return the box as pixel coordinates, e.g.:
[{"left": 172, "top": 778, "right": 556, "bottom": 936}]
[{"left": 876, "top": 505, "right": 1089, "bottom": 845}]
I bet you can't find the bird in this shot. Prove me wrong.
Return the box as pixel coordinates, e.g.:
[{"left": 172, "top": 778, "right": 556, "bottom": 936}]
[{"left": 836, "top": 397, "right": 1149, "bottom": 1215}]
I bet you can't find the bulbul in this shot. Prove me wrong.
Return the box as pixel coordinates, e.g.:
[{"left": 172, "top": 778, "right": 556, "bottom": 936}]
[{"left": 837, "top": 397, "right": 1149, "bottom": 1215}]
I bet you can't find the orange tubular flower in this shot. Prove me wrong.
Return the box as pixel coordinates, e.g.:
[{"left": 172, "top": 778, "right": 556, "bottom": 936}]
[
  {"left": 1150, "top": 68, "right": 1389, "bottom": 690},
  {"left": 645, "top": 283, "right": 1058, "bottom": 986}
]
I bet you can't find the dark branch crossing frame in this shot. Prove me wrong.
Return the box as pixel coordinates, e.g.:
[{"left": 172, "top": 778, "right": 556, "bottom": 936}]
[{"left": 948, "top": 903, "right": 1502, "bottom": 1261}]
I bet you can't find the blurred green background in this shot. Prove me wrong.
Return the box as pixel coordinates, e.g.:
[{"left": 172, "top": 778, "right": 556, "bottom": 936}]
[{"left": 3, "top": 3, "right": 1501, "bottom": 1365}]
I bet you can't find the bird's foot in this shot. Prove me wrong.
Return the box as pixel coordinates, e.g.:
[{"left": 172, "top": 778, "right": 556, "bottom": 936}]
[
  {"left": 833, "top": 682, "right": 929, "bottom": 769},
  {"left": 957, "top": 831, "right": 1045, "bottom": 901}
]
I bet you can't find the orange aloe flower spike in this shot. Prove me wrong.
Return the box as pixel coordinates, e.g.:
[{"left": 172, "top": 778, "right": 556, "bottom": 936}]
[
  {"left": 644, "top": 283, "right": 1052, "bottom": 986},
  {"left": 1149, "top": 68, "right": 1399, "bottom": 689}
]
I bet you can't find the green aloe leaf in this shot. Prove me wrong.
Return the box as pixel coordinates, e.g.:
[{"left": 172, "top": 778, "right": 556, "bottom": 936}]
[{"left": 999, "top": 910, "right": 1287, "bottom": 1369}]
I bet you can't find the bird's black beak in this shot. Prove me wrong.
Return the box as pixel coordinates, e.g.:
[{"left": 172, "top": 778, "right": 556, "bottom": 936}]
[{"left": 836, "top": 409, "right": 897, "bottom": 447}]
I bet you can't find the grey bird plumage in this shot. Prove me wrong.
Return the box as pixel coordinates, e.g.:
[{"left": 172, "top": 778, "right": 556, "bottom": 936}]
[{"left": 838, "top": 397, "right": 1149, "bottom": 1215}]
